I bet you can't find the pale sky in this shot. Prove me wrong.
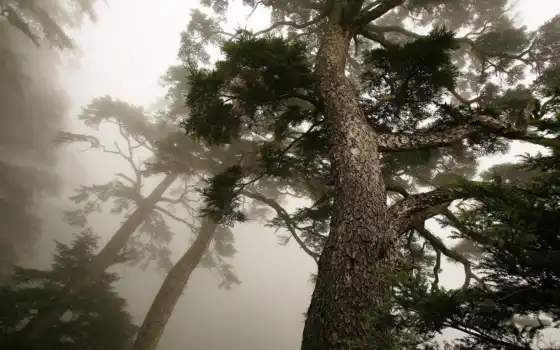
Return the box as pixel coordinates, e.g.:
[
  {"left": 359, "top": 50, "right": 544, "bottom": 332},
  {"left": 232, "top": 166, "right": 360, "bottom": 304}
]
[{"left": 53, "top": 1, "right": 560, "bottom": 349}]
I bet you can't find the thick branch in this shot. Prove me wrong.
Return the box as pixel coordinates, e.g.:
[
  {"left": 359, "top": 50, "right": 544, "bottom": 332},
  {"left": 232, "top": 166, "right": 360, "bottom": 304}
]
[
  {"left": 389, "top": 187, "right": 457, "bottom": 228},
  {"left": 241, "top": 190, "right": 320, "bottom": 264},
  {"left": 388, "top": 178, "right": 540, "bottom": 237},
  {"left": 378, "top": 114, "right": 524, "bottom": 152}
]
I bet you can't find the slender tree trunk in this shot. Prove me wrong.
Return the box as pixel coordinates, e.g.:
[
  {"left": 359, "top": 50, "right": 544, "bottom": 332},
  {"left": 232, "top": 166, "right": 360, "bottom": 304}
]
[
  {"left": 301, "top": 18, "right": 399, "bottom": 350},
  {"left": 17, "top": 173, "right": 179, "bottom": 345},
  {"left": 131, "top": 217, "right": 218, "bottom": 350}
]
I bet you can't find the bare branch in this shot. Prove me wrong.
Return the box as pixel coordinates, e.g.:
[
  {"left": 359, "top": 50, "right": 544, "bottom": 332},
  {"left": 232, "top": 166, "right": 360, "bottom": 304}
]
[
  {"left": 154, "top": 205, "right": 197, "bottom": 230},
  {"left": 241, "top": 190, "right": 320, "bottom": 264},
  {"left": 114, "top": 172, "right": 137, "bottom": 187}
]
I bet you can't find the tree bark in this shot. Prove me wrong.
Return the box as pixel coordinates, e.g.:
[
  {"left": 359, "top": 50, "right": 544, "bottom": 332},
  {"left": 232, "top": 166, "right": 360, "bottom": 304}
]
[
  {"left": 17, "top": 173, "right": 179, "bottom": 345},
  {"left": 131, "top": 217, "right": 218, "bottom": 350},
  {"left": 301, "top": 17, "right": 400, "bottom": 350}
]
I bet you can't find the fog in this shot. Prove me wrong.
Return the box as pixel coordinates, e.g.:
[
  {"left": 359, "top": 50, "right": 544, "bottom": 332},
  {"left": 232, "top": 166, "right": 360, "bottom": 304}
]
[{"left": 2, "top": 0, "right": 559, "bottom": 349}]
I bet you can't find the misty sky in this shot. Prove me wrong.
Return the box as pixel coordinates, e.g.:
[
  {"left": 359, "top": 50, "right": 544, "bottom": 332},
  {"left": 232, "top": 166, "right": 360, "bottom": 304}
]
[{"left": 49, "top": 1, "right": 560, "bottom": 349}]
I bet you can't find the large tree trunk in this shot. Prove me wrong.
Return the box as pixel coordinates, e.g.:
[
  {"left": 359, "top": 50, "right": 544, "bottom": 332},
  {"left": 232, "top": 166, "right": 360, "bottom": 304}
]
[
  {"left": 131, "top": 217, "right": 218, "bottom": 350},
  {"left": 17, "top": 173, "right": 179, "bottom": 345},
  {"left": 301, "top": 17, "right": 399, "bottom": 350}
]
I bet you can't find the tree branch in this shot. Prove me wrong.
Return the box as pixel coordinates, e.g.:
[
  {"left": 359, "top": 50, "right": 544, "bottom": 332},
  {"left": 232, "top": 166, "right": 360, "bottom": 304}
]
[
  {"left": 388, "top": 177, "right": 541, "bottom": 237},
  {"left": 253, "top": 0, "right": 331, "bottom": 37},
  {"left": 240, "top": 190, "right": 320, "bottom": 264},
  {"left": 154, "top": 205, "right": 197, "bottom": 231},
  {"left": 377, "top": 114, "right": 525, "bottom": 152},
  {"left": 364, "top": 24, "right": 535, "bottom": 63},
  {"left": 386, "top": 184, "right": 483, "bottom": 289},
  {"left": 414, "top": 224, "right": 481, "bottom": 289},
  {"left": 357, "top": 0, "right": 405, "bottom": 25}
]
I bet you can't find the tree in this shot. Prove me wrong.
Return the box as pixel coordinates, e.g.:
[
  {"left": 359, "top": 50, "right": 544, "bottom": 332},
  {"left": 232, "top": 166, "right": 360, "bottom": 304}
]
[
  {"left": 0, "top": 0, "right": 103, "bottom": 279},
  {"left": 0, "top": 230, "right": 137, "bottom": 350},
  {"left": 128, "top": 59, "right": 289, "bottom": 350},
  {"left": 16, "top": 96, "right": 241, "bottom": 346},
  {"left": 393, "top": 117, "right": 560, "bottom": 349},
  {"left": 176, "top": 1, "right": 560, "bottom": 348}
]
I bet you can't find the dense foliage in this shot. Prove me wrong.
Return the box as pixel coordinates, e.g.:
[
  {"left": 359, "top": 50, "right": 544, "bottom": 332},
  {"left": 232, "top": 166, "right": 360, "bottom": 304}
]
[
  {"left": 394, "top": 121, "right": 560, "bottom": 350},
  {"left": 175, "top": 0, "right": 560, "bottom": 348},
  {"left": 0, "top": 232, "right": 137, "bottom": 350}
]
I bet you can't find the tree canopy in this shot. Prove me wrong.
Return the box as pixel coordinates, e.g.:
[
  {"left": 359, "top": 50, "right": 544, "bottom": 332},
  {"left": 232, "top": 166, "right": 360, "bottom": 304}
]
[{"left": 174, "top": 0, "right": 560, "bottom": 348}]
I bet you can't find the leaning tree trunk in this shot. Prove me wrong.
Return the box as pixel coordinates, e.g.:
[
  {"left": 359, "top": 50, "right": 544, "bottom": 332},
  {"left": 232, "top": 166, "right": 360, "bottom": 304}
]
[
  {"left": 17, "top": 173, "right": 179, "bottom": 345},
  {"left": 301, "top": 18, "right": 399, "bottom": 350},
  {"left": 131, "top": 217, "right": 218, "bottom": 350}
]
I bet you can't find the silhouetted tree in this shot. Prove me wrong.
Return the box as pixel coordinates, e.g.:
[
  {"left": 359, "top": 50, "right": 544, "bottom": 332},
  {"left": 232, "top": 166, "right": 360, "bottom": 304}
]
[
  {"left": 0, "top": 230, "right": 137, "bottom": 350},
  {"left": 175, "top": 1, "right": 560, "bottom": 348},
  {"left": 17, "top": 96, "right": 241, "bottom": 347}
]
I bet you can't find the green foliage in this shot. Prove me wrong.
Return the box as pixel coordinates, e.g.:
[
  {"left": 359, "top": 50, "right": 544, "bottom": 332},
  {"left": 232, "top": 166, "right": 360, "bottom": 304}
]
[
  {"left": 199, "top": 165, "right": 247, "bottom": 225},
  {"left": 394, "top": 121, "right": 560, "bottom": 349},
  {"left": 0, "top": 231, "right": 137, "bottom": 349},
  {"left": 183, "top": 35, "right": 315, "bottom": 146},
  {"left": 362, "top": 27, "right": 459, "bottom": 128},
  {"left": 397, "top": 175, "right": 560, "bottom": 349},
  {"left": 165, "top": 1, "right": 560, "bottom": 347}
]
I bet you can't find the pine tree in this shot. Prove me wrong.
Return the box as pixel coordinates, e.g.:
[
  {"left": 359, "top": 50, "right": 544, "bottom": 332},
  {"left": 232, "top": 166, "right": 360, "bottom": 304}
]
[
  {"left": 0, "top": 230, "right": 137, "bottom": 350},
  {"left": 175, "top": 1, "right": 560, "bottom": 348},
  {"left": 394, "top": 117, "right": 560, "bottom": 349}
]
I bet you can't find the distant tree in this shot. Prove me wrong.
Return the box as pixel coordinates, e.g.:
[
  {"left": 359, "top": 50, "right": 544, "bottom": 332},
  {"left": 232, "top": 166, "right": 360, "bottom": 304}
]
[
  {"left": 16, "top": 96, "right": 242, "bottom": 347},
  {"left": 0, "top": 230, "right": 137, "bottom": 350},
  {"left": 128, "top": 60, "right": 304, "bottom": 350},
  {"left": 173, "top": 0, "right": 560, "bottom": 348},
  {"left": 0, "top": 0, "right": 104, "bottom": 279}
]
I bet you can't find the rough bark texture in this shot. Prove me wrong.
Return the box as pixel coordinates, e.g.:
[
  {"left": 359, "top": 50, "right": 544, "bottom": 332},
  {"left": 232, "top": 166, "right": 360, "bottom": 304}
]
[
  {"left": 18, "top": 173, "right": 179, "bottom": 345},
  {"left": 378, "top": 115, "right": 519, "bottom": 152},
  {"left": 131, "top": 217, "right": 218, "bottom": 350},
  {"left": 301, "top": 18, "right": 399, "bottom": 349}
]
